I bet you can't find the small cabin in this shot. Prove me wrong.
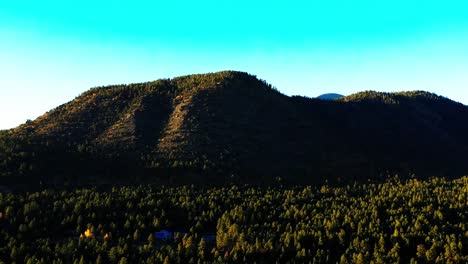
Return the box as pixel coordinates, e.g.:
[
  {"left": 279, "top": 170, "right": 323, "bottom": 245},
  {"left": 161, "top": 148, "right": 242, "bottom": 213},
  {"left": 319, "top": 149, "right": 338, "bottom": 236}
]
[{"left": 155, "top": 230, "right": 173, "bottom": 240}]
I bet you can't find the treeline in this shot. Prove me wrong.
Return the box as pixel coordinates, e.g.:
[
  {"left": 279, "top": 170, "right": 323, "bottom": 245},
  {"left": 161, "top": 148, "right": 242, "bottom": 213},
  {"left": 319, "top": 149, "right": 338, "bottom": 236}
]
[{"left": 0, "top": 176, "right": 467, "bottom": 263}]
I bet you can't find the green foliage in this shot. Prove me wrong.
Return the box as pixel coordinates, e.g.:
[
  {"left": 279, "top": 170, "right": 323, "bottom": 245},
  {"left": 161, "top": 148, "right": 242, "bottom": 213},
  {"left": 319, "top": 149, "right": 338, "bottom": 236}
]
[{"left": 0, "top": 177, "right": 467, "bottom": 262}]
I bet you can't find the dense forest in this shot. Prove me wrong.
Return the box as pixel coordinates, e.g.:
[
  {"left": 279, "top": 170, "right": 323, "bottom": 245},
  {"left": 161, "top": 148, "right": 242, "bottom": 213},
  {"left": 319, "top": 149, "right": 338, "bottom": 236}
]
[
  {"left": 0, "top": 176, "right": 467, "bottom": 263},
  {"left": 1, "top": 71, "right": 468, "bottom": 186}
]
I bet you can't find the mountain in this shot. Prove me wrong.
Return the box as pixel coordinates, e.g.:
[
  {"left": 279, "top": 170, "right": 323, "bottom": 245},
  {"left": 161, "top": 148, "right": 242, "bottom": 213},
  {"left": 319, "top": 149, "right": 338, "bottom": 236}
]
[
  {"left": 1, "top": 71, "right": 468, "bottom": 187},
  {"left": 317, "top": 93, "right": 344, "bottom": 100}
]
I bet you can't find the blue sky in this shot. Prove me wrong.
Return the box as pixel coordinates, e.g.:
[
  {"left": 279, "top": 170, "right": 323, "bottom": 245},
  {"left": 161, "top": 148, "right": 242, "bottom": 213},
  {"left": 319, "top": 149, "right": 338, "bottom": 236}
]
[{"left": 1, "top": 0, "right": 468, "bottom": 129}]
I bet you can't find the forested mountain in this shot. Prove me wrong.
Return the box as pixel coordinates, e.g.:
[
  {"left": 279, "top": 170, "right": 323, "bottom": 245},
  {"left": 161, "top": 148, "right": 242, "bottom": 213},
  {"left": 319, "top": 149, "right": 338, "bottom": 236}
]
[{"left": 1, "top": 71, "right": 468, "bottom": 186}]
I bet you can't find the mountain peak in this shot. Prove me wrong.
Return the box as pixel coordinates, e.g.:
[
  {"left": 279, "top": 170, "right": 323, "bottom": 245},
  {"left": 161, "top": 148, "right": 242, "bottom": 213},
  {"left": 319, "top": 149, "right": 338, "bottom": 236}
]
[
  {"left": 317, "top": 93, "right": 344, "bottom": 100},
  {"left": 2, "top": 72, "right": 468, "bottom": 186}
]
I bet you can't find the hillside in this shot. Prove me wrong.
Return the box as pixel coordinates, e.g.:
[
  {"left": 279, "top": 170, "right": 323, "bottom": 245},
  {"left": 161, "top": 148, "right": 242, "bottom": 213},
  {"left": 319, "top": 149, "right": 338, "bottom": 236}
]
[{"left": 1, "top": 71, "right": 468, "bottom": 186}]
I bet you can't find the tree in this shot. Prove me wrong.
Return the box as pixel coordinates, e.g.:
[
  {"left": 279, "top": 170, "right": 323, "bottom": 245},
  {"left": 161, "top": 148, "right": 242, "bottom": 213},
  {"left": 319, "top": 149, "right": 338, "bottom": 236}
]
[
  {"left": 416, "top": 244, "right": 426, "bottom": 258},
  {"left": 133, "top": 229, "right": 140, "bottom": 241},
  {"left": 197, "top": 238, "right": 206, "bottom": 259}
]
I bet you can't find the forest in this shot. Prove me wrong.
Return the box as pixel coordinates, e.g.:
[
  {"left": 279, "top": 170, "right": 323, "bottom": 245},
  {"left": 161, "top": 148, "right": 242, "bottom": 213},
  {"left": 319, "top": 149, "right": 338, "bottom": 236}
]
[{"left": 0, "top": 176, "right": 467, "bottom": 263}]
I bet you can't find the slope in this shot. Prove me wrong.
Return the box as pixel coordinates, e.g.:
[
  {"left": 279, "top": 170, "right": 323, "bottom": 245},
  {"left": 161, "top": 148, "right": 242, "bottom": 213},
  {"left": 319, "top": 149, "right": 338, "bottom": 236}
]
[{"left": 1, "top": 72, "right": 468, "bottom": 186}]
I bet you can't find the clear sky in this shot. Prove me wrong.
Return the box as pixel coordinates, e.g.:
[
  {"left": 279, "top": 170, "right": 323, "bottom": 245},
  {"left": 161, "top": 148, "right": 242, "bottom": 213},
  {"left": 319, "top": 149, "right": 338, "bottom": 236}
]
[{"left": 1, "top": 0, "right": 468, "bottom": 129}]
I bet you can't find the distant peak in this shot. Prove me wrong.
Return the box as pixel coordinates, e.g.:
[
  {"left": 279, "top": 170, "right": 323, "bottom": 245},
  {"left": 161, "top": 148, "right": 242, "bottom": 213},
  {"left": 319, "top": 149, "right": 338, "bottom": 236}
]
[{"left": 317, "top": 93, "right": 344, "bottom": 100}]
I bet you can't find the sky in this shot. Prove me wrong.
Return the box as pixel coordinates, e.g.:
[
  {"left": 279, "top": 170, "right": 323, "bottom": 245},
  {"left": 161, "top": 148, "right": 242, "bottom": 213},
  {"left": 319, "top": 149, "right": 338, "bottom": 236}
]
[{"left": 1, "top": 0, "right": 468, "bottom": 129}]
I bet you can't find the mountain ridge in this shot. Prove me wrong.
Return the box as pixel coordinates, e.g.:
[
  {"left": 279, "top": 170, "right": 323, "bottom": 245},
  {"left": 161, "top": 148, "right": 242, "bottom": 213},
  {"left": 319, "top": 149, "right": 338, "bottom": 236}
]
[{"left": 1, "top": 71, "right": 468, "bottom": 186}]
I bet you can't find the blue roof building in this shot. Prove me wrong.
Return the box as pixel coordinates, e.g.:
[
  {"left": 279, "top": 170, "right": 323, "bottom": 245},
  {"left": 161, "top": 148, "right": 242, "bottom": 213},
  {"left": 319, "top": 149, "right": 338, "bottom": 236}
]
[{"left": 155, "top": 230, "right": 173, "bottom": 240}]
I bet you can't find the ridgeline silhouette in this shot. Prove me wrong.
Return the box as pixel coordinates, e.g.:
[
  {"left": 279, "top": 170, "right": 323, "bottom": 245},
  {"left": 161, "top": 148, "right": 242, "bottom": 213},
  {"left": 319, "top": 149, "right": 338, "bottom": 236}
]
[{"left": 1, "top": 71, "right": 468, "bottom": 187}]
